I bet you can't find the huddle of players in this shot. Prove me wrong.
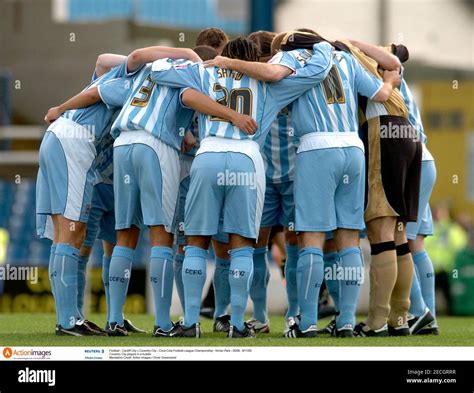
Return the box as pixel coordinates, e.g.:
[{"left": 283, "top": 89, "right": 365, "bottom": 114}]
[{"left": 37, "top": 26, "right": 438, "bottom": 339}]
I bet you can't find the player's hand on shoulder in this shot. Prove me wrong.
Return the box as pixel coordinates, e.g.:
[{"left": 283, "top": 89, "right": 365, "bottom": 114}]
[
  {"left": 203, "top": 56, "right": 230, "bottom": 69},
  {"left": 232, "top": 113, "right": 258, "bottom": 135},
  {"left": 44, "top": 106, "right": 63, "bottom": 124}
]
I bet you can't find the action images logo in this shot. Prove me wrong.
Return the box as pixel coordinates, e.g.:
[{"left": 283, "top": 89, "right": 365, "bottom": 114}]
[
  {"left": 3, "top": 347, "right": 13, "bottom": 358},
  {"left": 2, "top": 347, "right": 52, "bottom": 359}
]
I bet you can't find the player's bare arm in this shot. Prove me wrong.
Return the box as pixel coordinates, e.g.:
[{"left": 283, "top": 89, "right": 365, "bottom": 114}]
[
  {"left": 127, "top": 46, "right": 202, "bottom": 73},
  {"left": 349, "top": 39, "right": 401, "bottom": 71},
  {"left": 371, "top": 69, "right": 401, "bottom": 102},
  {"left": 203, "top": 56, "right": 292, "bottom": 82},
  {"left": 181, "top": 88, "right": 257, "bottom": 134},
  {"left": 47, "top": 52, "right": 131, "bottom": 123},
  {"left": 44, "top": 87, "right": 101, "bottom": 123},
  {"left": 95, "top": 53, "right": 127, "bottom": 77}
]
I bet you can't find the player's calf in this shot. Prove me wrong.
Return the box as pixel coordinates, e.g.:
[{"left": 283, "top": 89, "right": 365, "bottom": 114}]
[
  {"left": 149, "top": 238, "right": 175, "bottom": 334},
  {"left": 295, "top": 245, "right": 324, "bottom": 334},
  {"left": 249, "top": 246, "right": 270, "bottom": 327},
  {"left": 388, "top": 242, "right": 414, "bottom": 331},
  {"left": 228, "top": 246, "right": 254, "bottom": 334},
  {"left": 182, "top": 245, "right": 208, "bottom": 329}
]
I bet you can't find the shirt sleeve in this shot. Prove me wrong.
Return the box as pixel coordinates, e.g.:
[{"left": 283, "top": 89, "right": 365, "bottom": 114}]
[
  {"left": 91, "top": 57, "right": 130, "bottom": 82},
  {"left": 352, "top": 56, "right": 384, "bottom": 99},
  {"left": 178, "top": 87, "right": 193, "bottom": 109},
  {"left": 267, "top": 42, "right": 333, "bottom": 109},
  {"left": 91, "top": 71, "right": 99, "bottom": 83},
  {"left": 150, "top": 59, "right": 203, "bottom": 92},
  {"left": 107, "top": 58, "right": 144, "bottom": 79},
  {"left": 97, "top": 77, "right": 130, "bottom": 109},
  {"left": 268, "top": 51, "right": 299, "bottom": 73}
]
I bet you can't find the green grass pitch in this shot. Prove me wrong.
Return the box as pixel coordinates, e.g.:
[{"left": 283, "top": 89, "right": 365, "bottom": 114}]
[{"left": 0, "top": 314, "right": 473, "bottom": 346}]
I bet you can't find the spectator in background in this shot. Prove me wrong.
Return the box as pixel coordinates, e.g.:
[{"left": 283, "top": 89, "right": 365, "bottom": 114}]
[
  {"left": 455, "top": 212, "right": 473, "bottom": 233},
  {"left": 0, "top": 227, "right": 8, "bottom": 263},
  {"left": 450, "top": 225, "right": 474, "bottom": 315},
  {"left": 0, "top": 227, "right": 8, "bottom": 296},
  {"left": 425, "top": 203, "right": 468, "bottom": 314}
]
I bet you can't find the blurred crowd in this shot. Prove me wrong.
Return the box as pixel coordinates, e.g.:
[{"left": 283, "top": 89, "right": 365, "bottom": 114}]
[{"left": 424, "top": 203, "right": 474, "bottom": 315}]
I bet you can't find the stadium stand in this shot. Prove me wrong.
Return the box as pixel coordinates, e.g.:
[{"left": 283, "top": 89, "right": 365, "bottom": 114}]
[{"left": 63, "top": 0, "right": 247, "bottom": 33}]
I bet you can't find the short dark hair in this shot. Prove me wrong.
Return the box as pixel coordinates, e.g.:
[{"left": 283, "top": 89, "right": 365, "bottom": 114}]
[
  {"left": 196, "top": 27, "right": 229, "bottom": 49},
  {"left": 390, "top": 44, "right": 410, "bottom": 63},
  {"left": 271, "top": 32, "right": 288, "bottom": 54},
  {"left": 276, "top": 31, "right": 350, "bottom": 54},
  {"left": 279, "top": 31, "right": 326, "bottom": 51},
  {"left": 296, "top": 28, "right": 317, "bottom": 35},
  {"left": 193, "top": 45, "right": 218, "bottom": 61},
  {"left": 248, "top": 30, "right": 277, "bottom": 57},
  {"left": 221, "top": 37, "right": 259, "bottom": 62}
]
